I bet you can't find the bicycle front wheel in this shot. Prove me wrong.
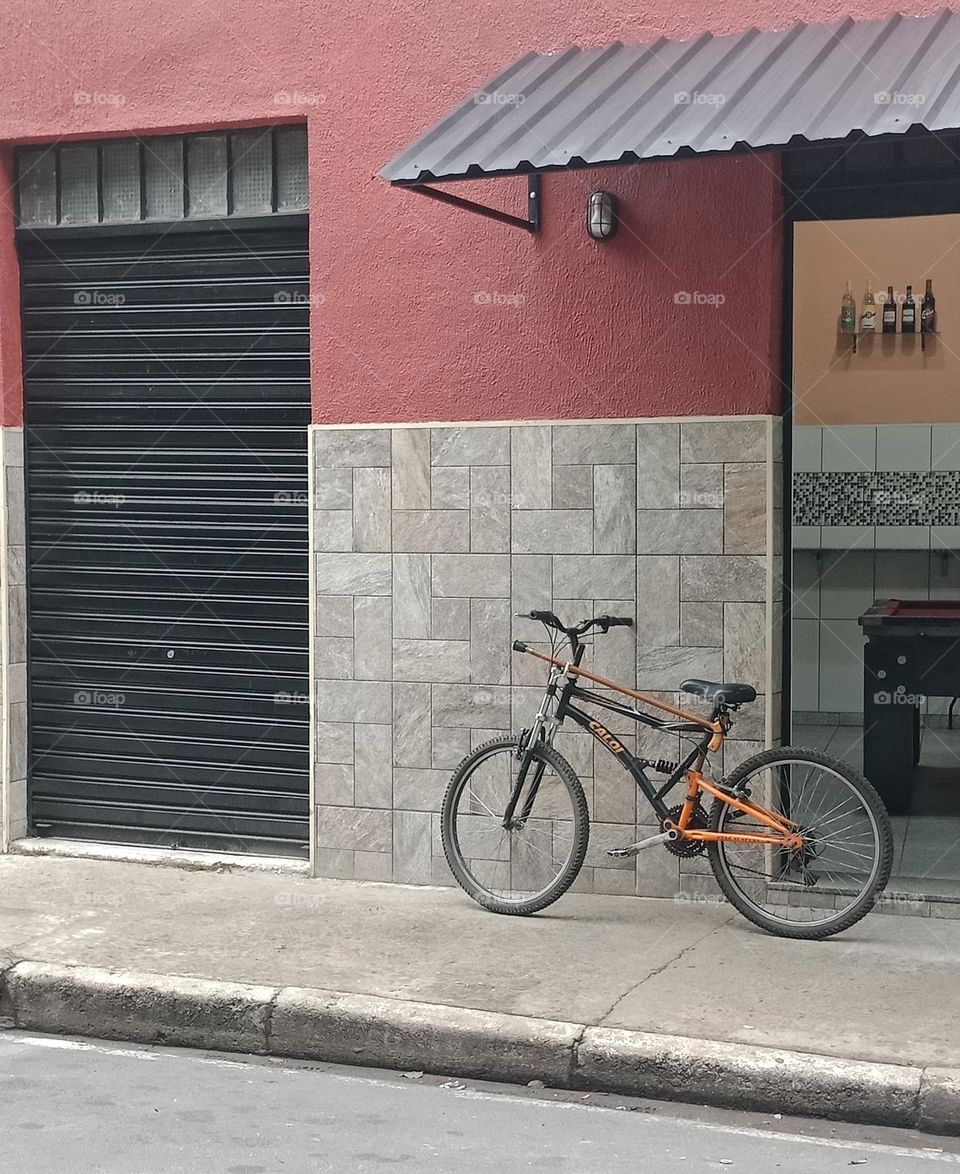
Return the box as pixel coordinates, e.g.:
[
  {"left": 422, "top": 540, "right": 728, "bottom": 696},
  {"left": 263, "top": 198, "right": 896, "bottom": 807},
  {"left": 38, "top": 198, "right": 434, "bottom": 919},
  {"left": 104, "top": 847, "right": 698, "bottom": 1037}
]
[
  {"left": 441, "top": 737, "right": 589, "bottom": 915},
  {"left": 707, "top": 747, "right": 893, "bottom": 940}
]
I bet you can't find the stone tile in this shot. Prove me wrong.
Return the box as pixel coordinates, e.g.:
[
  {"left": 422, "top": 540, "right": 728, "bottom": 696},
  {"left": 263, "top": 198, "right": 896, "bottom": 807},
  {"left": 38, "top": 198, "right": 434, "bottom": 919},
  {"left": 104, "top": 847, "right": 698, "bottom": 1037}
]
[
  {"left": 680, "top": 462, "right": 723, "bottom": 509},
  {"left": 637, "top": 509, "right": 723, "bottom": 555},
  {"left": 432, "top": 854, "right": 456, "bottom": 886},
  {"left": 394, "top": 639, "right": 472, "bottom": 683},
  {"left": 433, "top": 684, "right": 511, "bottom": 729},
  {"left": 553, "top": 554, "right": 635, "bottom": 601},
  {"left": 313, "top": 511, "right": 354, "bottom": 552},
  {"left": 470, "top": 598, "right": 511, "bottom": 685},
  {"left": 512, "top": 510, "right": 593, "bottom": 554},
  {"left": 316, "top": 720, "right": 354, "bottom": 764},
  {"left": 316, "top": 595, "right": 354, "bottom": 638},
  {"left": 723, "top": 601, "right": 766, "bottom": 687},
  {"left": 594, "top": 465, "right": 635, "bottom": 554},
  {"left": 511, "top": 555, "right": 551, "bottom": 627},
  {"left": 636, "top": 423, "right": 679, "bottom": 509},
  {"left": 315, "top": 679, "right": 392, "bottom": 724},
  {"left": 314, "top": 636, "right": 354, "bottom": 679},
  {"left": 315, "top": 427, "right": 391, "bottom": 468},
  {"left": 470, "top": 466, "right": 510, "bottom": 553},
  {"left": 393, "top": 682, "right": 432, "bottom": 768},
  {"left": 8, "top": 702, "right": 26, "bottom": 787},
  {"left": 433, "top": 596, "right": 470, "bottom": 641},
  {"left": 433, "top": 554, "right": 510, "bottom": 598},
  {"left": 314, "top": 847, "right": 355, "bottom": 880},
  {"left": 354, "top": 596, "right": 392, "bottom": 680},
  {"left": 393, "top": 510, "right": 470, "bottom": 554},
  {"left": 392, "top": 428, "right": 431, "bottom": 510},
  {"left": 393, "top": 809, "right": 434, "bottom": 883},
  {"left": 635, "top": 556, "right": 680, "bottom": 648},
  {"left": 316, "top": 805, "right": 391, "bottom": 852},
  {"left": 636, "top": 645, "right": 723, "bottom": 690},
  {"left": 314, "top": 468, "right": 352, "bottom": 509},
  {"left": 431, "top": 466, "right": 470, "bottom": 510},
  {"left": 353, "top": 467, "right": 391, "bottom": 552},
  {"left": 723, "top": 463, "right": 766, "bottom": 555},
  {"left": 316, "top": 553, "right": 391, "bottom": 596},
  {"left": 394, "top": 767, "right": 449, "bottom": 811},
  {"left": 3, "top": 428, "right": 23, "bottom": 466},
  {"left": 392, "top": 554, "right": 431, "bottom": 639},
  {"left": 315, "top": 762, "right": 355, "bottom": 805},
  {"left": 354, "top": 851, "right": 394, "bottom": 882},
  {"left": 432, "top": 426, "right": 510, "bottom": 466},
  {"left": 7, "top": 586, "right": 26, "bottom": 664},
  {"left": 636, "top": 850, "right": 680, "bottom": 897},
  {"left": 583, "top": 822, "right": 635, "bottom": 870},
  {"left": 594, "top": 736, "right": 637, "bottom": 823},
  {"left": 552, "top": 464, "right": 593, "bottom": 510},
  {"left": 553, "top": 423, "right": 635, "bottom": 465},
  {"left": 681, "top": 601, "right": 723, "bottom": 647},
  {"left": 354, "top": 723, "right": 392, "bottom": 808},
  {"left": 681, "top": 555, "right": 766, "bottom": 602},
  {"left": 7, "top": 662, "right": 26, "bottom": 704},
  {"left": 594, "top": 868, "right": 637, "bottom": 896},
  {"left": 681, "top": 419, "right": 765, "bottom": 464},
  {"left": 432, "top": 726, "right": 471, "bottom": 769},
  {"left": 6, "top": 545, "right": 25, "bottom": 587},
  {"left": 5, "top": 466, "right": 24, "bottom": 547},
  {"left": 511, "top": 426, "right": 552, "bottom": 509}
]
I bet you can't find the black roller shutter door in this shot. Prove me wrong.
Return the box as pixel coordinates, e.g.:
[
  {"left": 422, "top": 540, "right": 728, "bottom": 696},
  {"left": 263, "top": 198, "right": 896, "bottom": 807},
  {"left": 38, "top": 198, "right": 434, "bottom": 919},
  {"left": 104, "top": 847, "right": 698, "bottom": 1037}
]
[{"left": 20, "top": 221, "right": 310, "bottom": 856}]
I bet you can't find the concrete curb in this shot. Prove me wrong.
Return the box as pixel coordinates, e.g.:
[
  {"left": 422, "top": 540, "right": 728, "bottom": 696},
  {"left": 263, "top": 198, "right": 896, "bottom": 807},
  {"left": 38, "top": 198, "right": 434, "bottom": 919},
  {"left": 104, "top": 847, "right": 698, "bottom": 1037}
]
[{"left": 1, "top": 960, "right": 955, "bottom": 1133}]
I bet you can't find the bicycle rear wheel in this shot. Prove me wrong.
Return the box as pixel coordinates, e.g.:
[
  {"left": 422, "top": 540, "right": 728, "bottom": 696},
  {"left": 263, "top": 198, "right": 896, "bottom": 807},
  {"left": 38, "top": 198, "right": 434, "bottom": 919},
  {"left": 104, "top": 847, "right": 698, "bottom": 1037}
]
[
  {"left": 441, "top": 736, "right": 589, "bottom": 915},
  {"left": 707, "top": 747, "right": 893, "bottom": 939}
]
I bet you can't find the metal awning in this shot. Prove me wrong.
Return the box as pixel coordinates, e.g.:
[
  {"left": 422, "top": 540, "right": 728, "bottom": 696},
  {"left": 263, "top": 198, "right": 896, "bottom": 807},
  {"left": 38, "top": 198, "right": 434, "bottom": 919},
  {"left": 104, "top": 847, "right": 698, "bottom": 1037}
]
[{"left": 381, "top": 9, "right": 960, "bottom": 192}]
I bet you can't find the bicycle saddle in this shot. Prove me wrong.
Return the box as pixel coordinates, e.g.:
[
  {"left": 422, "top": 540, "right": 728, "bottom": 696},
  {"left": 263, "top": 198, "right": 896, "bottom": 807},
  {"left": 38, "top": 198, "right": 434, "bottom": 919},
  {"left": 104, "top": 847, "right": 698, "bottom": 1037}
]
[{"left": 680, "top": 678, "right": 757, "bottom": 704}]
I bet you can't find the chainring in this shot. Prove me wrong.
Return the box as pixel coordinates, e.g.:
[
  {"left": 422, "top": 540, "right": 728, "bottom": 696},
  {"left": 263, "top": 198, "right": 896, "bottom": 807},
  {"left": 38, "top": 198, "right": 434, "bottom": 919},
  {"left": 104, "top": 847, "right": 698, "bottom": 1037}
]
[{"left": 664, "top": 801, "right": 710, "bottom": 857}]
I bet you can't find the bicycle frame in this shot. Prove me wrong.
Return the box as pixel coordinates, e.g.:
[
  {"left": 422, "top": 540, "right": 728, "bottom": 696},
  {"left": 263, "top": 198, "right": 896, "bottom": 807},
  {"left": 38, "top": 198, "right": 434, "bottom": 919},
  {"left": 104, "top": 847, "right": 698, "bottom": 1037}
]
[{"left": 510, "top": 647, "right": 801, "bottom": 851}]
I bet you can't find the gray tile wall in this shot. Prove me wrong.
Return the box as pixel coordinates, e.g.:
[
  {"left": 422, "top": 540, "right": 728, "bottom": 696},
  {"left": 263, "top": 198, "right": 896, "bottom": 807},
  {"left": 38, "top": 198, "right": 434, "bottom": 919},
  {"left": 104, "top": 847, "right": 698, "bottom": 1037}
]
[
  {"left": 1, "top": 427, "right": 26, "bottom": 848},
  {"left": 312, "top": 418, "right": 781, "bottom": 896}
]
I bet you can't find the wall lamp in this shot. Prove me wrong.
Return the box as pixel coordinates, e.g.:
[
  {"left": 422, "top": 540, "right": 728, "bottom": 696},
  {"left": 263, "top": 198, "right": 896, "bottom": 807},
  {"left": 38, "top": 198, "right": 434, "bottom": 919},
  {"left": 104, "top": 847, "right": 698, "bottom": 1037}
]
[{"left": 586, "top": 191, "right": 618, "bottom": 241}]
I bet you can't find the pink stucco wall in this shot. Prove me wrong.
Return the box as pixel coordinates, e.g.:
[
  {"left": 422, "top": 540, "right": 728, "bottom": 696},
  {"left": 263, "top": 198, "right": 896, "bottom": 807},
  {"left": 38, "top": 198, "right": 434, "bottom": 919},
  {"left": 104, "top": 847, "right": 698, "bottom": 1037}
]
[{"left": 0, "top": 1, "right": 947, "bottom": 425}]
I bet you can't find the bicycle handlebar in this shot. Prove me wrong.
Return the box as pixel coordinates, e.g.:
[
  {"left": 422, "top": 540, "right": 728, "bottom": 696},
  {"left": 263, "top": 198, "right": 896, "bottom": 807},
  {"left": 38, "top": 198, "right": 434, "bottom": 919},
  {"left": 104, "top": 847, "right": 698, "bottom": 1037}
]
[{"left": 517, "top": 610, "right": 634, "bottom": 636}]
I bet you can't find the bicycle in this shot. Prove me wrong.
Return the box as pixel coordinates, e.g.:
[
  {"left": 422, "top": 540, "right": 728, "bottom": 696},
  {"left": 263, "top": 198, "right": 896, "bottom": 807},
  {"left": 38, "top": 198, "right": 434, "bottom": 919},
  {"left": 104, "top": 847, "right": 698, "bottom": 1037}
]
[{"left": 440, "top": 610, "right": 893, "bottom": 940}]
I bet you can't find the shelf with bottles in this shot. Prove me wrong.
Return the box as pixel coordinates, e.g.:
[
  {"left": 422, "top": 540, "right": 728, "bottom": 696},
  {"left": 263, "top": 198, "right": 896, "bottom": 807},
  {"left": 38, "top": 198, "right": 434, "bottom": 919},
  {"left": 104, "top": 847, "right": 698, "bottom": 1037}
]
[{"left": 839, "top": 278, "right": 937, "bottom": 354}]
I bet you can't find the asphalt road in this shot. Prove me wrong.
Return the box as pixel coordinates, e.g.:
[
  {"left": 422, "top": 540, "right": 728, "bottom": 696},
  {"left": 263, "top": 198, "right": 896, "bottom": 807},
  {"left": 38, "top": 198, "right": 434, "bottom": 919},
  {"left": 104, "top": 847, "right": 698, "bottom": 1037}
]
[{"left": 1, "top": 1031, "right": 958, "bottom": 1173}]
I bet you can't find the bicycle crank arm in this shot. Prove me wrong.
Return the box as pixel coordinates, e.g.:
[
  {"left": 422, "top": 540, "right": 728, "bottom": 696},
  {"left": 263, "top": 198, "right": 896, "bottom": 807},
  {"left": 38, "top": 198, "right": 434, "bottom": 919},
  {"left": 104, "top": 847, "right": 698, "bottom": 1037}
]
[{"left": 607, "top": 830, "right": 677, "bottom": 858}]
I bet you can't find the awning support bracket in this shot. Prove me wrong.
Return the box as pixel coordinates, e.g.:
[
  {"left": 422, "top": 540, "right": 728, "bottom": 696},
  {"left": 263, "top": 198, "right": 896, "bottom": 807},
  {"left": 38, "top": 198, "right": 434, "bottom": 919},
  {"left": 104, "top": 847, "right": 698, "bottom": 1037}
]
[{"left": 398, "top": 174, "right": 540, "bottom": 233}]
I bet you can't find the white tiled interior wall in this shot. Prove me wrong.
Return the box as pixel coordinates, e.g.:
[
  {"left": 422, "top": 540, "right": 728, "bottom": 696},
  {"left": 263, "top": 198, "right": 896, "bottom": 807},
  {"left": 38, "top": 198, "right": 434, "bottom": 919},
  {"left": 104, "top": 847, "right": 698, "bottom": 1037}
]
[
  {"left": 793, "top": 424, "right": 960, "bottom": 718},
  {"left": 793, "top": 423, "right": 960, "bottom": 550}
]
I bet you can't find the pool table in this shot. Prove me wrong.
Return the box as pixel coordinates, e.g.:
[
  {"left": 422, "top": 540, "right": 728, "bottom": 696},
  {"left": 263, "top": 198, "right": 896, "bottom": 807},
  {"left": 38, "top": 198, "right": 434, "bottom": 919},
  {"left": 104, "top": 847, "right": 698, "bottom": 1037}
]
[{"left": 859, "top": 599, "right": 960, "bottom": 813}]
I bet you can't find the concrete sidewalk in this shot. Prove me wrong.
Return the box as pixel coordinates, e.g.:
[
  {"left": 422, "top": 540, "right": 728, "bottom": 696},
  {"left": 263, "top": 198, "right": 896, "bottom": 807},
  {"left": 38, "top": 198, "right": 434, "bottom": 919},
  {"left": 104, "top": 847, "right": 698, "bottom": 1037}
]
[{"left": 1, "top": 852, "right": 959, "bottom": 1129}]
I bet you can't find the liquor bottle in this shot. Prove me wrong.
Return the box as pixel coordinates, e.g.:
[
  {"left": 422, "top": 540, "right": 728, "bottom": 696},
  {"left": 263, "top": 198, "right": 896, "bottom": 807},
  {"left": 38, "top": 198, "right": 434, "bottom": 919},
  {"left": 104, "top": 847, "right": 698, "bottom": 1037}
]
[
  {"left": 840, "top": 281, "right": 857, "bottom": 334},
  {"left": 901, "top": 285, "right": 916, "bottom": 332},
  {"left": 860, "top": 282, "right": 877, "bottom": 332},
  {"left": 921, "top": 278, "right": 936, "bottom": 334},
  {"left": 882, "top": 285, "right": 897, "bottom": 333}
]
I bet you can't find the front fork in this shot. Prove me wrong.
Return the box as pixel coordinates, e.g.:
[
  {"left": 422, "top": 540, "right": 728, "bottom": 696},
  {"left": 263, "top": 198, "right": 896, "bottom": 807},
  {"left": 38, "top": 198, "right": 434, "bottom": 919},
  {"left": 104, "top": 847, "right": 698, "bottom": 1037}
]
[{"left": 503, "top": 668, "right": 563, "bottom": 827}]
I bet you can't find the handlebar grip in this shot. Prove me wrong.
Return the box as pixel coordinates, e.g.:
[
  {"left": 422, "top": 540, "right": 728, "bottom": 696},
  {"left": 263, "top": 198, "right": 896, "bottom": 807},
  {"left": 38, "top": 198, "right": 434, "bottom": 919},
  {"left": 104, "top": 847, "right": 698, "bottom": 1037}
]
[
  {"left": 602, "top": 615, "right": 633, "bottom": 628},
  {"left": 512, "top": 640, "right": 529, "bottom": 653},
  {"left": 528, "top": 609, "right": 559, "bottom": 625}
]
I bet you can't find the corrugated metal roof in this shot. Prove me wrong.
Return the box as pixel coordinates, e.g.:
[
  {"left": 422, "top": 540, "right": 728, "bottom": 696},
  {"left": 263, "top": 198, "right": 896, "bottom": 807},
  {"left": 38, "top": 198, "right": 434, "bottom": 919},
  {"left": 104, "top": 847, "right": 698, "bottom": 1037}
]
[{"left": 381, "top": 10, "right": 960, "bottom": 184}]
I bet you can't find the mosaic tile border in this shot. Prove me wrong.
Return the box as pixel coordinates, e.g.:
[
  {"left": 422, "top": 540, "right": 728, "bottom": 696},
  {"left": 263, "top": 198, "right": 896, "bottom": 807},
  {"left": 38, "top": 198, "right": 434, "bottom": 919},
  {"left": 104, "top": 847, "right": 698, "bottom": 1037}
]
[{"left": 794, "top": 470, "right": 960, "bottom": 527}]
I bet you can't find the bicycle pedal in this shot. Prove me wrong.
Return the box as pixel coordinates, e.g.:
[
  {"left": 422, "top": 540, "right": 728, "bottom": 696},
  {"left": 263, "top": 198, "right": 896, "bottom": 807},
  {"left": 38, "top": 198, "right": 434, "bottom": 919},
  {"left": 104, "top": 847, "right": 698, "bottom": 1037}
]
[
  {"left": 607, "top": 831, "right": 673, "bottom": 858},
  {"left": 607, "top": 846, "right": 638, "bottom": 859}
]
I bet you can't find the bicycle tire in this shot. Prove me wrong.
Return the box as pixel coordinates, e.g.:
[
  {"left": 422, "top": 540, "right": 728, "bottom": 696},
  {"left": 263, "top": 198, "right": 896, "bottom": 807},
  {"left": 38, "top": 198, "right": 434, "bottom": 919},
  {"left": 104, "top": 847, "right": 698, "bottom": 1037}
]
[
  {"left": 441, "top": 736, "right": 590, "bottom": 916},
  {"left": 707, "top": 746, "right": 893, "bottom": 940}
]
